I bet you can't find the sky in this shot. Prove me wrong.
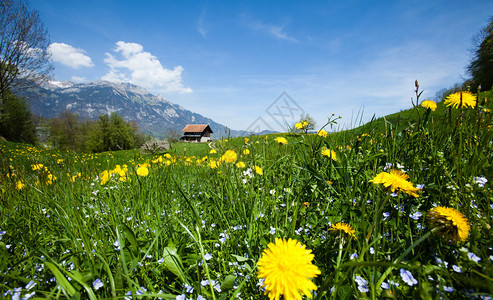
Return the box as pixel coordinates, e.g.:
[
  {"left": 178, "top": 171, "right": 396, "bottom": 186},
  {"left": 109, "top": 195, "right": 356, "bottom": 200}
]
[{"left": 31, "top": 0, "right": 493, "bottom": 132}]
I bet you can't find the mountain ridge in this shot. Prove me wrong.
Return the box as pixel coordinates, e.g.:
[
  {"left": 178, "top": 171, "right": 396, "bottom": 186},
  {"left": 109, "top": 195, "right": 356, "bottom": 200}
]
[{"left": 17, "top": 80, "right": 255, "bottom": 139}]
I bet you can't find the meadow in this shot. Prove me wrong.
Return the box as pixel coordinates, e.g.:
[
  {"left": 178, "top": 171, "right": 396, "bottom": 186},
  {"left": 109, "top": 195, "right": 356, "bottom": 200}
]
[{"left": 0, "top": 89, "right": 492, "bottom": 299}]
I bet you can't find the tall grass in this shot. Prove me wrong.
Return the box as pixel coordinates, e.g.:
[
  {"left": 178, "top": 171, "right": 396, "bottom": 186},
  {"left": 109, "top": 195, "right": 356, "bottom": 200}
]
[{"left": 0, "top": 88, "right": 492, "bottom": 299}]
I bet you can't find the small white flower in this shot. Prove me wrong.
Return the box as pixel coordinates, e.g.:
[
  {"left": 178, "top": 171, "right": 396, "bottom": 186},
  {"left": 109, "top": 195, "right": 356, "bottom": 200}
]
[
  {"left": 468, "top": 252, "right": 481, "bottom": 262},
  {"left": 452, "top": 265, "right": 461, "bottom": 273},
  {"left": 204, "top": 253, "right": 213, "bottom": 260},
  {"left": 93, "top": 279, "right": 103, "bottom": 290},
  {"left": 400, "top": 269, "right": 418, "bottom": 286},
  {"left": 269, "top": 227, "right": 276, "bottom": 235},
  {"left": 354, "top": 276, "right": 369, "bottom": 293}
]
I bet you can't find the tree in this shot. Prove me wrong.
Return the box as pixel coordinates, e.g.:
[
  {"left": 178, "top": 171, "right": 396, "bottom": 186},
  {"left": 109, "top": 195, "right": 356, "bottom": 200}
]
[
  {"left": 0, "top": 90, "right": 36, "bottom": 144},
  {"left": 468, "top": 17, "right": 493, "bottom": 92},
  {"left": 0, "top": 0, "right": 52, "bottom": 100}
]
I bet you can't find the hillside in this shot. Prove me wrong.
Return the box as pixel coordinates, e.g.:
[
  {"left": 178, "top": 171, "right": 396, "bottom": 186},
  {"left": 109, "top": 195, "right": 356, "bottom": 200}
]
[{"left": 16, "top": 80, "right": 240, "bottom": 139}]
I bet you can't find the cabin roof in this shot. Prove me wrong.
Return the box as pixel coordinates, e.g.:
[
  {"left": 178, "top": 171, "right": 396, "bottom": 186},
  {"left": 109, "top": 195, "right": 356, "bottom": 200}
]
[{"left": 181, "top": 124, "right": 213, "bottom": 133}]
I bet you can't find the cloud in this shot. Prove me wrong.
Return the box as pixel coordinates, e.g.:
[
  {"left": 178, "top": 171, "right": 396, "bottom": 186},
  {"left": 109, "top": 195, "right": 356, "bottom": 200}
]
[
  {"left": 71, "top": 76, "right": 86, "bottom": 82},
  {"left": 102, "top": 41, "right": 192, "bottom": 94},
  {"left": 241, "top": 14, "right": 297, "bottom": 42},
  {"left": 48, "top": 43, "right": 94, "bottom": 69},
  {"left": 197, "top": 7, "right": 207, "bottom": 38}
]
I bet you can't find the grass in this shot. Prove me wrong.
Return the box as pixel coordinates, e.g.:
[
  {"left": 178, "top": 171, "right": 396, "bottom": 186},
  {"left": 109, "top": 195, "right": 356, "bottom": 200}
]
[{"left": 0, "top": 89, "right": 492, "bottom": 299}]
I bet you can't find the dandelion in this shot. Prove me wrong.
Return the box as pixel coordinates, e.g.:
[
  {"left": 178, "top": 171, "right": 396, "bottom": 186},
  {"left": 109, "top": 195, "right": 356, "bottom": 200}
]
[
  {"left": 136, "top": 165, "right": 149, "bottom": 177},
  {"left": 370, "top": 169, "right": 420, "bottom": 197},
  {"left": 317, "top": 129, "right": 328, "bottom": 137},
  {"left": 221, "top": 150, "right": 237, "bottom": 163},
  {"left": 236, "top": 161, "right": 246, "bottom": 169},
  {"left": 400, "top": 269, "right": 418, "bottom": 286},
  {"left": 244, "top": 138, "right": 249, "bottom": 144},
  {"left": 321, "top": 147, "right": 337, "bottom": 161},
  {"left": 444, "top": 91, "right": 477, "bottom": 109},
  {"left": 257, "top": 238, "right": 320, "bottom": 300},
  {"left": 16, "top": 181, "right": 25, "bottom": 190},
  {"left": 328, "top": 222, "right": 357, "bottom": 240},
  {"left": 295, "top": 121, "right": 308, "bottom": 130},
  {"left": 427, "top": 206, "right": 470, "bottom": 243},
  {"left": 254, "top": 165, "right": 263, "bottom": 176},
  {"left": 100, "top": 170, "right": 111, "bottom": 185},
  {"left": 209, "top": 149, "right": 217, "bottom": 154},
  {"left": 243, "top": 149, "right": 250, "bottom": 155},
  {"left": 274, "top": 137, "right": 288, "bottom": 145},
  {"left": 421, "top": 100, "right": 437, "bottom": 111}
]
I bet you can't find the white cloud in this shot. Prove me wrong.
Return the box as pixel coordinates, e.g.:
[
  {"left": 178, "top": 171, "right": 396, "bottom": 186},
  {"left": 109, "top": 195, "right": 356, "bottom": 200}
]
[
  {"left": 241, "top": 14, "right": 297, "bottom": 42},
  {"left": 102, "top": 41, "right": 192, "bottom": 94},
  {"left": 71, "top": 75, "right": 86, "bottom": 82},
  {"left": 48, "top": 43, "right": 94, "bottom": 69}
]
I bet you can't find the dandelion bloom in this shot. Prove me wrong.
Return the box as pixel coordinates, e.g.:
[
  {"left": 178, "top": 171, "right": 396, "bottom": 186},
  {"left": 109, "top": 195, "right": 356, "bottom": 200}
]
[
  {"left": 243, "top": 149, "right": 250, "bottom": 155},
  {"left": 221, "top": 150, "right": 237, "bottom": 163},
  {"left": 370, "top": 169, "right": 420, "bottom": 197},
  {"left": 329, "top": 222, "right": 357, "bottom": 240},
  {"left": 236, "top": 161, "right": 246, "bottom": 169},
  {"left": 136, "top": 165, "right": 149, "bottom": 177},
  {"left": 274, "top": 137, "right": 288, "bottom": 145},
  {"left": 100, "top": 170, "right": 111, "bottom": 185},
  {"left": 244, "top": 138, "right": 249, "bottom": 144},
  {"left": 321, "top": 148, "right": 337, "bottom": 161},
  {"left": 295, "top": 121, "right": 308, "bottom": 130},
  {"left": 421, "top": 100, "right": 437, "bottom": 111},
  {"left": 317, "top": 129, "right": 328, "bottom": 138},
  {"left": 257, "top": 238, "right": 320, "bottom": 300},
  {"left": 254, "top": 165, "right": 263, "bottom": 175},
  {"left": 427, "top": 206, "right": 470, "bottom": 243},
  {"left": 444, "top": 91, "right": 477, "bottom": 109},
  {"left": 16, "top": 181, "right": 25, "bottom": 190},
  {"left": 209, "top": 149, "right": 217, "bottom": 154}
]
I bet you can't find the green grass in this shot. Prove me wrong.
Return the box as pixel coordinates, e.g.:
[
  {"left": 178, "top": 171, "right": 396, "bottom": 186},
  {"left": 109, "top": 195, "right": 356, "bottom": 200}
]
[{"left": 0, "top": 89, "right": 492, "bottom": 299}]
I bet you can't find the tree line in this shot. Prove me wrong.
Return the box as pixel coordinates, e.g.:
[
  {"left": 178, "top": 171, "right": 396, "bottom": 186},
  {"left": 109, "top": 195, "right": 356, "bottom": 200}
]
[{"left": 47, "top": 110, "right": 149, "bottom": 152}]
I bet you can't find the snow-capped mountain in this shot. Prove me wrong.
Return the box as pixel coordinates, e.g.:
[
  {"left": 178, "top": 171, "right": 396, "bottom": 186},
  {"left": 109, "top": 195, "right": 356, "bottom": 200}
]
[{"left": 18, "top": 80, "right": 235, "bottom": 138}]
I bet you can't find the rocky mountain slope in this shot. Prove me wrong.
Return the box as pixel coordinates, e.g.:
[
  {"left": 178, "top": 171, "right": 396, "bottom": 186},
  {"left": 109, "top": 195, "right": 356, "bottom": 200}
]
[{"left": 18, "top": 80, "right": 236, "bottom": 139}]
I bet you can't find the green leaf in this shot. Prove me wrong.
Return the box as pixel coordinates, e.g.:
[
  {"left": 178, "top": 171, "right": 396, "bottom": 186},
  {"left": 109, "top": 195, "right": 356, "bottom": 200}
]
[
  {"left": 162, "top": 246, "right": 186, "bottom": 282},
  {"left": 231, "top": 254, "right": 249, "bottom": 262},
  {"left": 45, "top": 261, "right": 77, "bottom": 297},
  {"left": 221, "top": 275, "right": 237, "bottom": 291},
  {"left": 121, "top": 223, "right": 139, "bottom": 255}
]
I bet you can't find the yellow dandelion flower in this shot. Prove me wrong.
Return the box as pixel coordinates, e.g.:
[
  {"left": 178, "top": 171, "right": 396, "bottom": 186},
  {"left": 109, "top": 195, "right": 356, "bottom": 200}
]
[
  {"left": 209, "top": 149, "right": 217, "bottom": 154},
  {"left": 274, "top": 137, "right": 288, "bottom": 145},
  {"left": 243, "top": 149, "right": 250, "bottom": 155},
  {"left": 209, "top": 160, "right": 219, "bottom": 169},
  {"left": 244, "top": 138, "right": 249, "bottom": 144},
  {"left": 221, "top": 150, "right": 237, "bottom": 163},
  {"left": 321, "top": 148, "right": 337, "bottom": 161},
  {"left": 317, "top": 129, "right": 328, "bottom": 138},
  {"left": 421, "top": 100, "right": 437, "bottom": 111},
  {"left": 16, "top": 181, "right": 25, "bottom": 190},
  {"left": 100, "top": 170, "right": 111, "bottom": 185},
  {"left": 427, "top": 206, "right": 470, "bottom": 243},
  {"left": 370, "top": 169, "right": 420, "bottom": 197},
  {"left": 254, "top": 165, "right": 263, "bottom": 175},
  {"left": 329, "top": 222, "right": 357, "bottom": 240},
  {"left": 257, "top": 238, "right": 320, "bottom": 300},
  {"left": 444, "top": 91, "right": 477, "bottom": 109},
  {"left": 56, "top": 159, "right": 64, "bottom": 164},
  {"left": 32, "top": 164, "right": 44, "bottom": 171},
  {"left": 236, "top": 161, "right": 246, "bottom": 169},
  {"left": 136, "top": 165, "right": 149, "bottom": 177}
]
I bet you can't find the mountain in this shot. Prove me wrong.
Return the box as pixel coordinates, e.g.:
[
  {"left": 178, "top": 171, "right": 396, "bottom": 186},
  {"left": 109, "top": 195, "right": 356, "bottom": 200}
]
[{"left": 17, "top": 80, "right": 238, "bottom": 139}]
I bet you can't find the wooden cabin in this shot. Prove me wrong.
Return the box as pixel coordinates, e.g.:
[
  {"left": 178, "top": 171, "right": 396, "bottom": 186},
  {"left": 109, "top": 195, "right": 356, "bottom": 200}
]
[{"left": 180, "top": 124, "right": 213, "bottom": 142}]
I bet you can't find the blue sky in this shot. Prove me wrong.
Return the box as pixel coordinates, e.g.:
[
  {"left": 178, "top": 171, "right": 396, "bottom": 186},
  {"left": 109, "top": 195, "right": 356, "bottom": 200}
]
[{"left": 31, "top": 0, "right": 493, "bottom": 132}]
